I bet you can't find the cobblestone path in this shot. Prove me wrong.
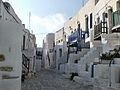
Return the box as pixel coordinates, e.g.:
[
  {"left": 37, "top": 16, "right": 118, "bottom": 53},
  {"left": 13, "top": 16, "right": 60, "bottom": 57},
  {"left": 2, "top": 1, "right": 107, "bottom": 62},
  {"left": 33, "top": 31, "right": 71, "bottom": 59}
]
[{"left": 22, "top": 69, "right": 93, "bottom": 90}]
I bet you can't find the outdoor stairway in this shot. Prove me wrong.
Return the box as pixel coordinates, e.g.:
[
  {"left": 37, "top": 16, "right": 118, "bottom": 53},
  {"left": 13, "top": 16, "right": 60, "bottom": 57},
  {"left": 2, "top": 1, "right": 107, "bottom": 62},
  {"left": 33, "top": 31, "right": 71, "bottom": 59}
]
[
  {"left": 78, "top": 47, "right": 99, "bottom": 65},
  {"left": 101, "top": 33, "right": 120, "bottom": 47},
  {"left": 73, "top": 47, "right": 100, "bottom": 86},
  {"left": 22, "top": 54, "right": 30, "bottom": 77},
  {"left": 64, "top": 48, "right": 90, "bottom": 74},
  {"left": 68, "top": 48, "right": 90, "bottom": 63},
  {"left": 93, "top": 63, "right": 120, "bottom": 90},
  {"left": 58, "top": 52, "right": 68, "bottom": 73}
]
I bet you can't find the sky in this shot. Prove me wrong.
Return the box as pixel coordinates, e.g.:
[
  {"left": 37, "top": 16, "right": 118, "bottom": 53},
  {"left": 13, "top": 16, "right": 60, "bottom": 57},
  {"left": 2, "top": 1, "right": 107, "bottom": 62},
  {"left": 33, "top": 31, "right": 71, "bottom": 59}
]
[{"left": 3, "top": 0, "right": 85, "bottom": 47}]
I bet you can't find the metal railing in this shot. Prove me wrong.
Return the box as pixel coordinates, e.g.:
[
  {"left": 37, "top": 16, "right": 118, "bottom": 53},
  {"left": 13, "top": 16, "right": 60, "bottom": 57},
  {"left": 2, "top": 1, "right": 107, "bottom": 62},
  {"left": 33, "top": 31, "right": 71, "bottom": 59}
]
[
  {"left": 68, "top": 31, "right": 79, "bottom": 44},
  {"left": 94, "top": 21, "right": 107, "bottom": 39},
  {"left": 22, "top": 54, "right": 30, "bottom": 74}
]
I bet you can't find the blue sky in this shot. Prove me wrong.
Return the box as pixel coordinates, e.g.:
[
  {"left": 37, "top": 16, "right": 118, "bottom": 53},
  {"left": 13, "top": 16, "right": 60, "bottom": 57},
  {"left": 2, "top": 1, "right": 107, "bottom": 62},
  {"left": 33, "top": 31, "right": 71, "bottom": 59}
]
[{"left": 4, "top": 0, "right": 85, "bottom": 47}]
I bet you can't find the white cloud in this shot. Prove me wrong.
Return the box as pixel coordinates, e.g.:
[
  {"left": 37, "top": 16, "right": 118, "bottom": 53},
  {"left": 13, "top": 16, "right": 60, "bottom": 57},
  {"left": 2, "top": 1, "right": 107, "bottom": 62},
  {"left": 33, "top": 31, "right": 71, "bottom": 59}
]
[{"left": 31, "top": 13, "right": 67, "bottom": 47}]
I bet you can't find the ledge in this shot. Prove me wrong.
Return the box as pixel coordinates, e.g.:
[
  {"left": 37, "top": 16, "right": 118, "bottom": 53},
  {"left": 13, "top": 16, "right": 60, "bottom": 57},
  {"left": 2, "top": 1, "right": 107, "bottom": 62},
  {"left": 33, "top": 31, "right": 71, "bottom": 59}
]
[
  {"left": 0, "top": 66, "right": 13, "bottom": 72},
  {"left": 2, "top": 75, "right": 19, "bottom": 79}
]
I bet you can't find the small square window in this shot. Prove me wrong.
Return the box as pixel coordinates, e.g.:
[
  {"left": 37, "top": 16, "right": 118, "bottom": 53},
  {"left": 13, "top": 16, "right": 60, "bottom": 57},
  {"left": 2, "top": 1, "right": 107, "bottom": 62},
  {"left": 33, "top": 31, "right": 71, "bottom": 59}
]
[
  {"left": 95, "top": 0, "right": 99, "bottom": 5},
  {"left": 90, "top": 13, "right": 93, "bottom": 29}
]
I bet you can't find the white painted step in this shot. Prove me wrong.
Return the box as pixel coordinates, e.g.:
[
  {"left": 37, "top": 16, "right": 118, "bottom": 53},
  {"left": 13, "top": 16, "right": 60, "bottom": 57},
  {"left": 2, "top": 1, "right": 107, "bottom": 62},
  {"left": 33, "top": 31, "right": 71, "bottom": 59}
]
[
  {"left": 73, "top": 76, "right": 94, "bottom": 86},
  {"left": 68, "top": 49, "right": 89, "bottom": 63}
]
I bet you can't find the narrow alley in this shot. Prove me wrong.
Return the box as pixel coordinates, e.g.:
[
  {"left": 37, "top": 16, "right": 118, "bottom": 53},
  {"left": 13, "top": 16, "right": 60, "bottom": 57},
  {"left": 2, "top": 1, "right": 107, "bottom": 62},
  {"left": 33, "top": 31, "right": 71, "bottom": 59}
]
[{"left": 22, "top": 69, "right": 93, "bottom": 90}]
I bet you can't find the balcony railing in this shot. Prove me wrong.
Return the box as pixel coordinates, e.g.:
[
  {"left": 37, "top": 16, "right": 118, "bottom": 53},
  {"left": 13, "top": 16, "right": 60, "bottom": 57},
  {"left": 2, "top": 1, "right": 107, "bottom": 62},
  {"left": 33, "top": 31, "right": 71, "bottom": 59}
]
[
  {"left": 112, "top": 10, "right": 120, "bottom": 28},
  {"left": 68, "top": 31, "right": 80, "bottom": 46},
  {"left": 94, "top": 21, "right": 107, "bottom": 40},
  {"left": 22, "top": 54, "right": 30, "bottom": 74}
]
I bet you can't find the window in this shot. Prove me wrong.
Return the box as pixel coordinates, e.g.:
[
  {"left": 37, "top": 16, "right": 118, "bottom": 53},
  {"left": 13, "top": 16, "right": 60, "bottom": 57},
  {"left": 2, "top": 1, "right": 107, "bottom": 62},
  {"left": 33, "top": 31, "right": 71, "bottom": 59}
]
[
  {"left": 117, "top": 1, "right": 120, "bottom": 10},
  {"left": 85, "top": 16, "right": 89, "bottom": 37},
  {"left": 23, "top": 35, "right": 25, "bottom": 50},
  {"left": 97, "top": 17, "right": 100, "bottom": 24},
  {"left": 61, "top": 39, "right": 63, "bottom": 42},
  {"left": 49, "top": 49, "right": 53, "bottom": 53},
  {"left": 58, "top": 40, "right": 60, "bottom": 43},
  {"left": 90, "top": 13, "right": 93, "bottom": 29},
  {"left": 59, "top": 48, "right": 62, "bottom": 57},
  {"left": 71, "top": 31, "right": 73, "bottom": 34},
  {"left": 74, "top": 29, "right": 76, "bottom": 32},
  {"left": 95, "top": 0, "right": 99, "bottom": 5}
]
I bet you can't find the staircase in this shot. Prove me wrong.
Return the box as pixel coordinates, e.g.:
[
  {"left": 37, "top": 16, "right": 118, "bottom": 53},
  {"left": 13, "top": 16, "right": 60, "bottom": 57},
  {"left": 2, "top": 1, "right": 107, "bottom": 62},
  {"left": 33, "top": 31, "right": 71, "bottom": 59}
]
[
  {"left": 22, "top": 54, "right": 30, "bottom": 77},
  {"left": 101, "top": 33, "right": 120, "bottom": 52},
  {"left": 78, "top": 47, "right": 100, "bottom": 65},
  {"left": 72, "top": 47, "right": 101, "bottom": 86},
  {"left": 68, "top": 49, "right": 90, "bottom": 63},
  {"left": 64, "top": 48, "right": 90, "bottom": 74}
]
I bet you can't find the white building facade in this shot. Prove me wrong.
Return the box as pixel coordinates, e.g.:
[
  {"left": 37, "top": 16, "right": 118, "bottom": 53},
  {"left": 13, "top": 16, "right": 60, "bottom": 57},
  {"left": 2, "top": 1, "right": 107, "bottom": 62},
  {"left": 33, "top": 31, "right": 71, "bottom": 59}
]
[
  {"left": 22, "top": 28, "right": 37, "bottom": 77},
  {"left": 42, "top": 33, "right": 55, "bottom": 69},
  {"left": 0, "top": 1, "right": 23, "bottom": 90},
  {"left": 54, "top": 27, "right": 68, "bottom": 70},
  {"left": 53, "top": 0, "right": 120, "bottom": 90}
]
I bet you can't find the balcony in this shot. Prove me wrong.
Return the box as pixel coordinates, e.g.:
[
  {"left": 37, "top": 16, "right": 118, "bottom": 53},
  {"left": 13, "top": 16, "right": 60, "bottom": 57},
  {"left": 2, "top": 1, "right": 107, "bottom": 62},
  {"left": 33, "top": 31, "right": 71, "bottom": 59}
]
[
  {"left": 94, "top": 21, "right": 107, "bottom": 40},
  {"left": 68, "top": 31, "right": 80, "bottom": 47},
  {"left": 112, "top": 10, "right": 120, "bottom": 32},
  {"left": 68, "top": 30, "right": 89, "bottom": 53}
]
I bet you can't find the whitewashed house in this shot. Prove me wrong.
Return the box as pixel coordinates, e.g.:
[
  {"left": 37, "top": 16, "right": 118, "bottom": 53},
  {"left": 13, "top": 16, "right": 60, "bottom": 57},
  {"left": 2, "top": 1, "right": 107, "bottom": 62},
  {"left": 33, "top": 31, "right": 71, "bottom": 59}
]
[
  {"left": 22, "top": 28, "right": 37, "bottom": 77},
  {"left": 54, "top": 27, "right": 68, "bottom": 71},
  {"left": 42, "top": 33, "right": 55, "bottom": 69},
  {"left": 0, "top": 1, "right": 23, "bottom": 90},
  {"left": 59, "top": 0, "right": 120, "bottom": 90}
]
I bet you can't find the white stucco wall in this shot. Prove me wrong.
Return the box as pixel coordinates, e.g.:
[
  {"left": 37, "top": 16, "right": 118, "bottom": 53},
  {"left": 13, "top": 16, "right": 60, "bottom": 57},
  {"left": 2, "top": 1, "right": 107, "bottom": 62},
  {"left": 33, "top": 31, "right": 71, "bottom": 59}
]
[
  {"left": 0, "top": 19, "right": 23, "bottom": 90},
  {"left": 0, "top": 1, "right": 21, "bottom": 24},
  {"left": 42, "top": 33, "right": 55, "bottom": 69}
]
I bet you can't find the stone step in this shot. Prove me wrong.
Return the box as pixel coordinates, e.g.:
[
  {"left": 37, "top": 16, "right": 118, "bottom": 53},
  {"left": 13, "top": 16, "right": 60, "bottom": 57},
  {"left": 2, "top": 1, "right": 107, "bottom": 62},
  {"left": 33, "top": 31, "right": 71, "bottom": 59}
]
[
  {"left": 73, "top": 76, "right": 94, "bottom": 86},
  {"left": 62, "top": 74, "right": 71, "bottom": 79},
  {"left": 68, "top": 49, "right": 89, "bottom": 63}
]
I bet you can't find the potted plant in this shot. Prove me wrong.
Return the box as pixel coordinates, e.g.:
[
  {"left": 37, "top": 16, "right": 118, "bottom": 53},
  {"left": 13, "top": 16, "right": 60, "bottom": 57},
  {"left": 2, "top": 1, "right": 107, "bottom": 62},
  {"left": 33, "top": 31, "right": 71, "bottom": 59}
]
[
  {"left": 112, "top": 47, "right": 120, "bottom": 64},
  {"left": 100, "top": 52, "right": 113, "bottom": 64},
  {"left": 100, "top": 47, "right": 120, "bottom": 64}
]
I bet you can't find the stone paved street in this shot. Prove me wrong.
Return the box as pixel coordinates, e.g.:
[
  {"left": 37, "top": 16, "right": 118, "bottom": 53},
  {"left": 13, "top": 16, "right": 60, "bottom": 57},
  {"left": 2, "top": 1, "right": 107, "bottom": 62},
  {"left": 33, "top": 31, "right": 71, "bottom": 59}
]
[{"left": 22, "top": 69, "right": 93, "bottom": 90}]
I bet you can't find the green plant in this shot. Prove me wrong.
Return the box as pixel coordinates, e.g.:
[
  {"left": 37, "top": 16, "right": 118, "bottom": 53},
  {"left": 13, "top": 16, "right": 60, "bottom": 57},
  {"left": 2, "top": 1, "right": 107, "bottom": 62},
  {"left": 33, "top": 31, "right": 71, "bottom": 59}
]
[
  {"left": 100, "top": 52, "right": 113, "bottom": 60},
  {"left": 112, "top": 47, "right": 120, "bottom": 58},
  {"left": 100, "top": 47, "right": 120, "bottom": 60}
]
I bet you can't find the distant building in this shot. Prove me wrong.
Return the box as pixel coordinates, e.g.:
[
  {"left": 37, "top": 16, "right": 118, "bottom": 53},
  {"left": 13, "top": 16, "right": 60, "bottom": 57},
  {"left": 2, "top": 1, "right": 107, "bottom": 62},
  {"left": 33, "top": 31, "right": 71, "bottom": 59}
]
[
  {"left": 54, "top": 27, "right": 68, "bottom": 70},
  {"left": 36, "top": 47, "right": 43, "bottom": 71},
  {"left": 22, "top": 28, "right": 37, "bottom": 77},
  {"left": 42, "top": 33, "right": 55, "bottom": 69},
  {"left": 36, "top": 47, "right": 43, "bottom": 60}
]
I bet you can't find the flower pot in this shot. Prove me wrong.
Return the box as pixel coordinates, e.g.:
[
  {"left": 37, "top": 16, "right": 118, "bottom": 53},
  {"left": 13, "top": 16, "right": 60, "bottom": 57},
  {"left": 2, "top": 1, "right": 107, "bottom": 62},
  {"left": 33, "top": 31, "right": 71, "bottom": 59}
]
[{"left": 101, "top": 60, "right": 111, "bottom": 64}]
